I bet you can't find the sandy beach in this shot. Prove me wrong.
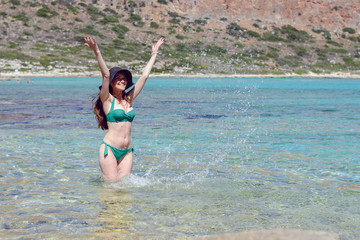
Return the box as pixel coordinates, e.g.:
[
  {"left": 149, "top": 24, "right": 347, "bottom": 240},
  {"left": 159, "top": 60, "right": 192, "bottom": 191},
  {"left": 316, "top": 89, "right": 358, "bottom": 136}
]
[{"left": 1, "top": 71, "right": 360, "bottom": 79}]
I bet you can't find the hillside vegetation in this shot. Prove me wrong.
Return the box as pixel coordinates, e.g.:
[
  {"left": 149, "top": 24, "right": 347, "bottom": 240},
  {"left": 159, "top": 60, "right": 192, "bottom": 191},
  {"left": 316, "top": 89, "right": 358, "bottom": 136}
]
[{"left": 1, "top": 0, "right": 360, "bottom": 75}]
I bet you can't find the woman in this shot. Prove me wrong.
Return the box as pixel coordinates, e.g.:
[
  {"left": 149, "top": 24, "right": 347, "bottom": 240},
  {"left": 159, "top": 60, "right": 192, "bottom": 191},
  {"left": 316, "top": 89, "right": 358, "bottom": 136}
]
[{"left": 84, "top": 36, "right": 164, "bottom": 183}]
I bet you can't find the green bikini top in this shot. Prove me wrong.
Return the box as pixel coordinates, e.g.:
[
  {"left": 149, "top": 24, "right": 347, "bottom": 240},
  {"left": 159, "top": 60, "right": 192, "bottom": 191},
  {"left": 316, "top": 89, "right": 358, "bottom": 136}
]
[{"left": 106, "top": 96, "right": 135, "bottom": 123}]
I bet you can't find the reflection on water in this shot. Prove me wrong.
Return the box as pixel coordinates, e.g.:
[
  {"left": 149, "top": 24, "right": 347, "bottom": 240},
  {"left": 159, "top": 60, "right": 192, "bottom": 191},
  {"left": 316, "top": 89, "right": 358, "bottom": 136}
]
[{"left": 0, "top": 77, "right": 359, "bottom": 239}]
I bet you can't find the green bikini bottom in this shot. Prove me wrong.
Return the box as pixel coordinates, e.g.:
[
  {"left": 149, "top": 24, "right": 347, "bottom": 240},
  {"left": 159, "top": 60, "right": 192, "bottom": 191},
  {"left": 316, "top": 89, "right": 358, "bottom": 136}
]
[{"left": 102, "top": 141, "right": 133, "bottom": 161}]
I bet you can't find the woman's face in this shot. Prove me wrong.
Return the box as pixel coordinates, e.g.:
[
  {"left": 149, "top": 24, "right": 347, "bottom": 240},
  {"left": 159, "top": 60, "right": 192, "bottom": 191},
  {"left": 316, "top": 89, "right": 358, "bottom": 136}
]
[{"left": 111, "top": 73, "right": 127, "bottom": 92}]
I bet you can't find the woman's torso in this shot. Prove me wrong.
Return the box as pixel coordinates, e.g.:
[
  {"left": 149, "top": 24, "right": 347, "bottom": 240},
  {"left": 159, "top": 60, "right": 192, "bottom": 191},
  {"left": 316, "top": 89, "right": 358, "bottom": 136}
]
[{"left": 103, "top": 96, "right": 135, "bottom": 149}]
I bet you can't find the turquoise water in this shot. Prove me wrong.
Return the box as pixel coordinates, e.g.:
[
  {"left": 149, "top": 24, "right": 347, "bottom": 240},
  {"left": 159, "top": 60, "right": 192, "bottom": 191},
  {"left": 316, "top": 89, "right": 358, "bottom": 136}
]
[{"left": 0, "top": 77, "right": 359, "bottom": 239}]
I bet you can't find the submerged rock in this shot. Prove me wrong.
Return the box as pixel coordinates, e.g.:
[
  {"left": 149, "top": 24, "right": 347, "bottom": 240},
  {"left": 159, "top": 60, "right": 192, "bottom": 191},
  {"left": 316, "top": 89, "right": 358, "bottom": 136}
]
[{"left": 195, "top": 229, "right": 338, "bottom": 240}]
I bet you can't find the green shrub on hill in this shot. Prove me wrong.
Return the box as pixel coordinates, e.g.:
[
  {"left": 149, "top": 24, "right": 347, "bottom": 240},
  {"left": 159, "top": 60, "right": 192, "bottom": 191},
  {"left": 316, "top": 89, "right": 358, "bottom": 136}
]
[
  {"left": 39, "top": 57, "right": 53, "bottom": 68},
  {"left": 163, "top": 48, "right": 183, "bottom": 59},
  {"left": 9, "top": 41, "right": 18, "bottom": 48},
  {"left": 99, "top": 15, "right": 118, "bottom": 25},
  {"left": 128, "top": 14, "right": 145, "bottom": 27},
  {"left": 128, "top": 0, "right": 137, "bottom": 8},
  {"left": 173, "top": 41, "right": 205, "bottom": 55},
  {"left": 10, "top": 0, "right": 20, "bottom": 5},
  {"left": 12, "top": 12, "right": 29, "bottom": 24},
  {"left": 54, "top": 46, "right": 84, "bottom": 56},
  {"left": 277, "top": 55, "right": 302, "bottom": 67},
  {"left": 36, "top": 6, "right": 58, "bottom": 18},
  {"left": 168, "top": 11, "right": 180, "bottom": 18},
  {"left": 103, "top": 8, "right": 118, "bottom": 16},
  {"left": 313, "top": 62, "right": 346, "bottom": 71},
  {"left": 226, "top": 23, "right": 245, "bottom": 37},
  {"left": 266, "top": 46, "right": 279, "bottom": 58},
  {"left": 178, "top": 58, "right": 207, "bottom": 72},
  {"left": 112, "top": 39, "right": 123, "bottom": 48},
  {"left": 231, "top": 53, "right": 252, "bottom": 64},
  {"left": 272, "top": 70, "right": 285, "bottom": 75},
  {"left": 150, "top": 21, "right": 159, "bottom": 29},
  {"left": 66, "top": 4, "right": 79, "bottom": 15},
  {"left": 87, "top": 4, "right": 103, "bottom": 17},
  {"left": 295, "top": 69, "right": 308, "bottom": 75},
  {"left": 175, "top": 42, "right": 187, "bottom": 52},
  {"left": 343, "top": 57, "right": 360, "bottom": 67},
  {"left": 325, "top": 48, "right": 348, "bottom": 54},
  {"left": 169, "top": 18, "right": 181, "bottom": 25},
  {"left": 348, "top": 36, "right": 357, "bottom": 42},
  {"left": 204, "top": 44, "right": 227, "bottom": 57},
  {"left": 268, "top": 46, "right": 279, "bottom": 52},
  {"left": 312, "top": 28, "right": 331, "bottom": 40},
  {"left": 315, "top": 48, "right": 327, "bottom": 61},
  {"left": 343, "top": 27, "right": 356, "bottom": 34},
  {"left": 195, "top": 27, "right": 204, "bottom": 32},
  {"left": 0, "top": 50, "right": 34, "bottom": 61},
  {"left": 182, "top": 25, "right": 190, "bottom": 32},
  {"left": 266, "top": 51, "right": 279, "bottom": 59},
  {"left": 152, "top": 62, "right": 176, "bottom": 73},
  {"left": 226, "top": 23, "right": 259, "bottom": 39},
  {"left": 234, "top": 43, "right": 244, "bottom": 48},
  {"left": 167, "top": 26, "right": 176, "bottom": 34},
  {"left": 194, "top": 19, "right": 207, "bottom": 25},
  {"left": 231, "top": 48, "right": 268, "bottom": 64},
  {"left": 78, "top": 26, "right": 104, "bottom": 38},
  {"left": 248, "top": 30, "right": 260, "bottom": 38},
  {"left": 281, "top": 25, "right": 311, "bottom": 42},
  {"left": 122, "top": 42, "right": 142, "bottom": 52},
  {"left": 176, "top": 35, "right": 185, "bottom": 40},
  {"left": 289, "top": 45, "right": 307, "bottom": 56},
  {"left": 311, "top": 69, "right": 322, "bottom": 74},
  {"left": 326, "top": 40, "right": 343, "bottom": 47},
  {"left": 50, "top": 24, "right": 61, "bottom": 31},
  {"left": 111, "top": 25, "right": 129, "bottom": 39},
  {"left": 32, "top": 43, "right": 49, "bottom": 50},
  {"left": 261, "top": 32, "right": 284, "bottom": 42}
]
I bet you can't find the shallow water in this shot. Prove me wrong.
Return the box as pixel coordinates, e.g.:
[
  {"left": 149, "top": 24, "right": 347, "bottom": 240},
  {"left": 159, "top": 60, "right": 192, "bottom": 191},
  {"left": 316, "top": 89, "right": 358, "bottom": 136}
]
[{"left": 0, "top": 77, "right": 359, "bottom": 239}]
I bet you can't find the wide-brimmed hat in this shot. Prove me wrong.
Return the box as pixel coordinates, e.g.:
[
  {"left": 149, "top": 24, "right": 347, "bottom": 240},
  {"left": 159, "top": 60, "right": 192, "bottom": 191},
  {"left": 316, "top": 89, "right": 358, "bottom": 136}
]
[{"left": 99, "top": 67, "right": 134, "bottom": 93}]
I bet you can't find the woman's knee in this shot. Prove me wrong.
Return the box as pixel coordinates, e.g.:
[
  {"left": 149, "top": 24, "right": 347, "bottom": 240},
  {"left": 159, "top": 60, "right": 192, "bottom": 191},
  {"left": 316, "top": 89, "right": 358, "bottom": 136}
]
[{"left": 103, "top": 173, "right": 118, "bottom": 183}]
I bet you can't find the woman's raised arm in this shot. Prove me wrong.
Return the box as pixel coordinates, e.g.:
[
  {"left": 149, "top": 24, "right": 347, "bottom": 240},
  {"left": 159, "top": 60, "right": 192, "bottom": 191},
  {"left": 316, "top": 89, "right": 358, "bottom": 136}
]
[
  {"left": 130, "top": 38, "right": 164, "bottom": 101},
  {"left": 84, "top": 36, "right": 110, "bottom": 102}
]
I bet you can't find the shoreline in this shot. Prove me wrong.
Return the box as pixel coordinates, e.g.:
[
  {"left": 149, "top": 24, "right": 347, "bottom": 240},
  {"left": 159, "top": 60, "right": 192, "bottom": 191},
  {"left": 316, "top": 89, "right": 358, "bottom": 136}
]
[{"left": 1, "top": 71, "right": 360, "bottom": 79}]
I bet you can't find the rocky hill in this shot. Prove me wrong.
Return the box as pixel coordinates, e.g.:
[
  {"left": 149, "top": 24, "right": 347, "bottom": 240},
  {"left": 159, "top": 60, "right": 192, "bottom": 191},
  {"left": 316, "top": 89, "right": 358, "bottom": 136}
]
[{"left": 1, "top": 0, "right": 360, "bottom": 75}]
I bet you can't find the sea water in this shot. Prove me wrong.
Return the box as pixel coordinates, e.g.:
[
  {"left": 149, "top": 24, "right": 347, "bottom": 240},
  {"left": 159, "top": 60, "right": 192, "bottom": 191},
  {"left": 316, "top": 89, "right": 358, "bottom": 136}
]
[{"left": 0, "top": 77, "right": 359, "bottom": 239}]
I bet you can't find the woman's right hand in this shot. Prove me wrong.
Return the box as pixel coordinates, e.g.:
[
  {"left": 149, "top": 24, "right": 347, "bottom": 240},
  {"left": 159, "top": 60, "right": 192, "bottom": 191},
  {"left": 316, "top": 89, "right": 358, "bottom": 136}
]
[{"left": 84, "top": 36, "right": 98, "bottom": 52}]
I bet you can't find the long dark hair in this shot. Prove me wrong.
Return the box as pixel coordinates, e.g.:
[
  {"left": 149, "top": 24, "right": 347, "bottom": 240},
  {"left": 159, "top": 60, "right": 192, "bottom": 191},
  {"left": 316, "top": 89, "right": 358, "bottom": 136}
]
[{"left": 92, "top": 86, "right": 131, "bottom": 130}]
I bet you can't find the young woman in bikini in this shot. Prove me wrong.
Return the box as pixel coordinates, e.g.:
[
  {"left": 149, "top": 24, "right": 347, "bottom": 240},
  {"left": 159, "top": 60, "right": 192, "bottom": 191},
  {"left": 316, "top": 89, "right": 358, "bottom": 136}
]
[{"left": 84, "top": 36, "right": 164, "bottom": 183}]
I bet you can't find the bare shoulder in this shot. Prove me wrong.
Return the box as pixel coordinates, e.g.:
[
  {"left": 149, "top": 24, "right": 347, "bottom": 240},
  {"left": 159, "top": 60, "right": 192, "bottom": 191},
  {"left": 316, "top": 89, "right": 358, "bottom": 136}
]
[
  {"left": 102, "top": 93, "right": 113, "bottom": 114},
  {"left": 127, "top": 87, "right": 135, "bottom": 104}
]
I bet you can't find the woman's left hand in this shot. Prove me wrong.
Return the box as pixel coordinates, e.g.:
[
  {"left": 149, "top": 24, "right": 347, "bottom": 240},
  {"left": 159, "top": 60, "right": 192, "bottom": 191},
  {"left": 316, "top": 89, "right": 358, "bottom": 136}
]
[
  {"left": 84, "top": 36, "right": 98, "bottom": 53},
  {"left": 152, "top": 38, "right": 164, "bottom": 54}
]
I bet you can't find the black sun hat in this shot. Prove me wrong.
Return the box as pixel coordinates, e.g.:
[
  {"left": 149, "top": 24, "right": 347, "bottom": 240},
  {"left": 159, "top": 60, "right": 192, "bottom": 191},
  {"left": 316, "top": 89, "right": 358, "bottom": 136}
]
[{"left": 99, "top": 67, "right": 134, "bottom": 93}]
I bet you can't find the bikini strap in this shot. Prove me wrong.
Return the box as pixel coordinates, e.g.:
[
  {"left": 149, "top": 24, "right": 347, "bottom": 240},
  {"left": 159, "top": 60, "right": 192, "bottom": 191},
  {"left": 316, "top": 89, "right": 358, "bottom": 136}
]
[
  {"left": 102, "top": 141, "right": 109, "bottom": 157},
  {"left": 110, "top": 96, "right": 116, "bottom": 110}
]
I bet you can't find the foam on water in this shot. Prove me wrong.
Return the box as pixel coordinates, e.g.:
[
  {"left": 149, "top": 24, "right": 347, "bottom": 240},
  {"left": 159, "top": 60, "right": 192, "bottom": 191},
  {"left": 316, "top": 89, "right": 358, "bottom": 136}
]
[{"left": 103, "top": 174, "right": 153, "bottom": 189}]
